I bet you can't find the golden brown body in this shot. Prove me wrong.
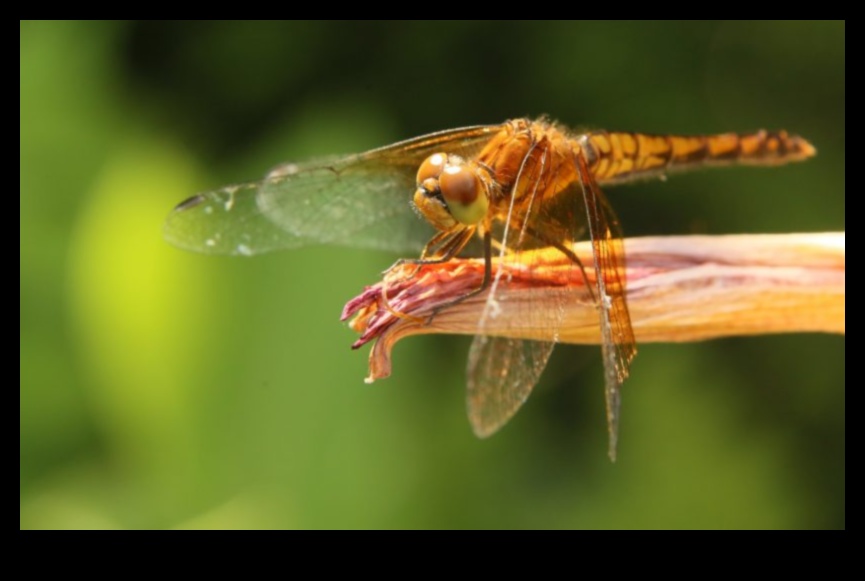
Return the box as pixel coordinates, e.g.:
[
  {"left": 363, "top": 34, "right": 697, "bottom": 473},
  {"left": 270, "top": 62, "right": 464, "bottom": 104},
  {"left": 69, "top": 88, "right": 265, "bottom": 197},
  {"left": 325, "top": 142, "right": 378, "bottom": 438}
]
[{"left": 470, "top": 119, "right": 815, "bottom": 214}]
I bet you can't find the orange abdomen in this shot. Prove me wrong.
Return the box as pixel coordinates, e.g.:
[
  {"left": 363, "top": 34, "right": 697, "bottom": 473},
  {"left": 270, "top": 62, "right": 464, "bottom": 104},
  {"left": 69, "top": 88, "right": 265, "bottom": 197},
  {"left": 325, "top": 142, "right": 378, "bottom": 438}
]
[{"left": 585, "top": 130, "right": 816, "bottom": 184}]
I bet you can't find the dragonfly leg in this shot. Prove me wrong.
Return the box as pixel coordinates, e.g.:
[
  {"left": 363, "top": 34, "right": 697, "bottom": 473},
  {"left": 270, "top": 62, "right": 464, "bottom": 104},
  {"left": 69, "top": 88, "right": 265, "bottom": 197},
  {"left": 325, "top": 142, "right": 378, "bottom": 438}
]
[
  {"left": 385, "top": 227, "right": 476, "bottom": 283},
  {"left": 423, "top": 230, "right": 492, "bottom": 324},
  {"left": 382, "top": 230, "right": 451, "bottom": 277},
  {"left": 379, "top": 227, "right": 477, "bottom": 324}
]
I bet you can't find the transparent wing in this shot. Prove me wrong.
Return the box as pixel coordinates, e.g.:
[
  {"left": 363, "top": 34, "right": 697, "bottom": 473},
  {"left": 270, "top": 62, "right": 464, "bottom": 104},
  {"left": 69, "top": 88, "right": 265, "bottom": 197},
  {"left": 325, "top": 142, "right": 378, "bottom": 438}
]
[
  {"left": 575, "top": 150, "right": 637, "bottom": 461},
  {"left": 466, "top": 138, "right": 570, "bottom": 436},
  {"left": 164, "top": 125, "right": 503, "bottom": 256},
  {"left": 164, "top": 159, "right": 428, "bottom": 256},
  {"left": 467, "top": 336, "right": 556, "bottom": 437}
]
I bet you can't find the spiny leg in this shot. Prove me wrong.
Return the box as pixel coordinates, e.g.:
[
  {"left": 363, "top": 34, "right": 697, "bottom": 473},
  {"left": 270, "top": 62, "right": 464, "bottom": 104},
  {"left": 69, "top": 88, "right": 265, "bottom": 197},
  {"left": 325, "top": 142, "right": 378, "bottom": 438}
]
[
  {"left": 424, "top": 230, "right": 493, "bottom": 324},
  {"left": 385, "top": 227, "right": 475, "bottom": 279},
  {"left": 380, "top": 227, "right": 478, "bottom": 323}
]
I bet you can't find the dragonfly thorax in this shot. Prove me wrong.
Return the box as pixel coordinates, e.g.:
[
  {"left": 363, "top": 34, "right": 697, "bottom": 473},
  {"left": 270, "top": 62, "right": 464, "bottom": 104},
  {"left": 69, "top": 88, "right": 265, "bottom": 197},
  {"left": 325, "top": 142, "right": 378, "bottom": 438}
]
[{"left": 414, "top": 152, "right": 491, "bottom": 231}]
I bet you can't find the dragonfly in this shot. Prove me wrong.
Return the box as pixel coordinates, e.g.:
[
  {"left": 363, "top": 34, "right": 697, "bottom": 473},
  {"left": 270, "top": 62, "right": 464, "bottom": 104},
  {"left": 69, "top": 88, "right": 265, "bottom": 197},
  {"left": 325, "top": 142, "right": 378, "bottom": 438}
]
[{"left": 165, "top": 118, "right": 815, "bottom": 459}]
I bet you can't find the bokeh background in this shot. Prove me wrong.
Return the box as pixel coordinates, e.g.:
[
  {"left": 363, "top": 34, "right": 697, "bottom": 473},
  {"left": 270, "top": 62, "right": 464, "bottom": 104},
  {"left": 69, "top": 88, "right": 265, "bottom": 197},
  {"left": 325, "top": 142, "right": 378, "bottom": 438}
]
[{"left": 21, "top": 20, "right": 845, "bottom": 529}]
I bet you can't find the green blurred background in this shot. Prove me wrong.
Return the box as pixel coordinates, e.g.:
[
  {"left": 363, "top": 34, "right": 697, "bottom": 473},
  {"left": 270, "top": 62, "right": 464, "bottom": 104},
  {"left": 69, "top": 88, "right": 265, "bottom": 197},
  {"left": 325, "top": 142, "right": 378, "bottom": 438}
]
[{"left": 21, "top": 20, "right": 845, "bottom": 529}]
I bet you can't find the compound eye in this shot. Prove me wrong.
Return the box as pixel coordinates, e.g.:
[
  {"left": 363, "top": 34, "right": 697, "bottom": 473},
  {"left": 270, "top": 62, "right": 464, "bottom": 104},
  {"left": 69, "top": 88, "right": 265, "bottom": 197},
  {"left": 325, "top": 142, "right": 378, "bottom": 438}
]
[
  {"left": 439, "top": 164, "right": 488, "bottom": 225},
  {"left": 416, "top": 153, "right": 447, "bottom": 184}
]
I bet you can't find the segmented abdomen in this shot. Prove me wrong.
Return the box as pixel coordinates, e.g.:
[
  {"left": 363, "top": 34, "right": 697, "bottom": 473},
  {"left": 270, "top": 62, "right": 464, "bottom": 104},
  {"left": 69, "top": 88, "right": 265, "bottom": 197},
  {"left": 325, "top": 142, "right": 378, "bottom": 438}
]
[{"left": 584, "top": 130, "right": 816, "bottom": 184}]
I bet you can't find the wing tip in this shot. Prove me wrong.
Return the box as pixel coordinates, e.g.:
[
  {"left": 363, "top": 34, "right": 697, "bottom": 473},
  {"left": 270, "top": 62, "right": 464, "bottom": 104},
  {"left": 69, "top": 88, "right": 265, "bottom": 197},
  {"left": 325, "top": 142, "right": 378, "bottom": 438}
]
[
  {"left": 172, "top": 194, "right": 206, "bottom": 212},
  {"left": 470, "top": 420, "right": 499, "bottom": 439}
]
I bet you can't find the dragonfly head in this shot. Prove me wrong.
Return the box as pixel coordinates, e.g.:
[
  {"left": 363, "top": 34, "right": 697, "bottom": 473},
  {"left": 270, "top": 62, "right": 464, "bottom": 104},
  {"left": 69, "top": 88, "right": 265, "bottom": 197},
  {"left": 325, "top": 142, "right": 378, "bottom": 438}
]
[{"left": 414, "top": 153, "right": 490, "bottom": 231}]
